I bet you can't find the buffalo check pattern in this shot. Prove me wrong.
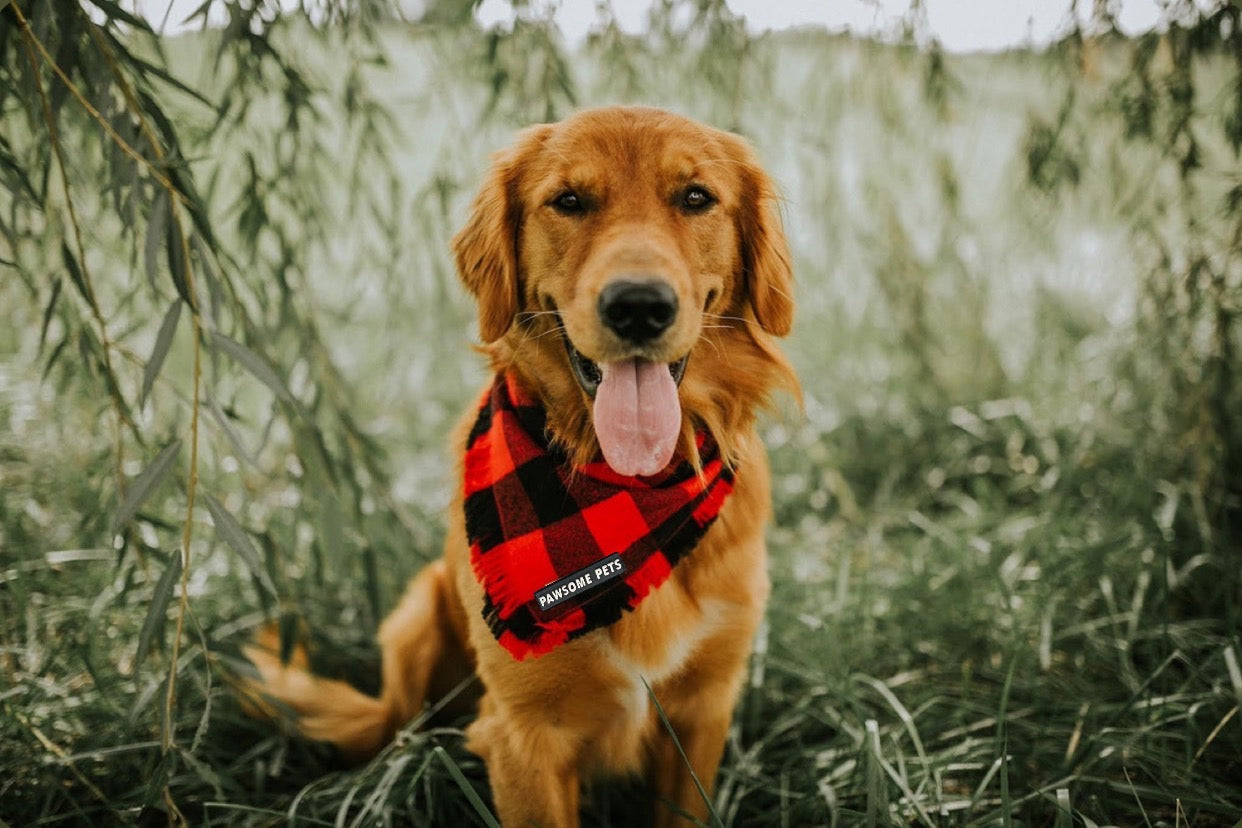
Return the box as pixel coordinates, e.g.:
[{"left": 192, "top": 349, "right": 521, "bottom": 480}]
[{"left": 464, "top": 373, "right": 735, "bottom": 660}]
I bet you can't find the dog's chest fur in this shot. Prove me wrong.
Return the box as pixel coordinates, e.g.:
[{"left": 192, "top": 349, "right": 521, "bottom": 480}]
[
  {"left": 608, "top": 578, "right": 732, "bottom": 684},
  {"left": 578, "top": 521, "right": 767, "bottom": 771},
  {"left": 581, "top": 577, "right": 737, "bottom": 771}
]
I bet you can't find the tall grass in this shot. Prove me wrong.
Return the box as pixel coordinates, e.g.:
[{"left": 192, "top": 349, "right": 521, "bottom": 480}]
[{"left": 1, "top": 1, "right": 1240, "bottom": 824}]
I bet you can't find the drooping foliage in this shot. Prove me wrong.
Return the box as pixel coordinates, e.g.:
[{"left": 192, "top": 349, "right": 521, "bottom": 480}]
[{"left": 1, "top": 0, "right": 1240, "bottom": 824}]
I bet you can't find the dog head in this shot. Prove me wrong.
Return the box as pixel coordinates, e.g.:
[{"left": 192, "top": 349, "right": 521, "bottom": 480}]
[{"left": 454, "top": 106, "right": 797, "bottom": 475}]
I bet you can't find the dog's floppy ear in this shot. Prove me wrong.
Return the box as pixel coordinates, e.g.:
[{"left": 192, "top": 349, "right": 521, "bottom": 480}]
[
  {"left": 726, "top": 135, "right": 794, "bottom": 337},
  {"left": 453, "top": 126, "right": 550, "bottom": 343}
]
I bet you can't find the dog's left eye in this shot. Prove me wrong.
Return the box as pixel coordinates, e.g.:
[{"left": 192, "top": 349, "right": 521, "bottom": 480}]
[
  {"left": 551, "top": 191, "right": 585, "bottom": 215},
  {"left": 680, "top": 186, "right": 715, "bottom": 212}
]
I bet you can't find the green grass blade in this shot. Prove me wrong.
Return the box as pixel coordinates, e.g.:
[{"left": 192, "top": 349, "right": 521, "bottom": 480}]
[
  {"left": 1123, "top": 768, "right": 1155, "bottom": 828},
  {"left": 349, "top": 753, "right": 413, "bottom": 828},
  {"left": 864, "top": 718, "right": 883, "bottom": 828},
  {"left": 1054, "top": 787, "right": 1072, "bottom": 828},
  {"left": 432, "top": 744, "right": 499, "bottom": 828},
  {"left": 434, "top": 746, "right": 500, "bottom": 828},
  {"left": 997, "top": 653, "right": 1017, "bottom": 828}
]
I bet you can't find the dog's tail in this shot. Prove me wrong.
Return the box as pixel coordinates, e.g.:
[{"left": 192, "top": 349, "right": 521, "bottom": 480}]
[
  {"left": 241, "top": 629, "right": 397, "bottom": 762},
  {"left": 240, "top": 559, "right": 472, "bottom": 763}
]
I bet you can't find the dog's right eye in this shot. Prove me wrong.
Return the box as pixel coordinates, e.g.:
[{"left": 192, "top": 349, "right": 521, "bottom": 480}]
[{"left": 551, "top": 191, "right": 585, "bottom": 215}]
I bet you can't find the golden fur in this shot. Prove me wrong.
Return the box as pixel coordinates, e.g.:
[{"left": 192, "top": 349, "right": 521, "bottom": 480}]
[{"left": 243, "top": 106, "right": 798, "bottom": 827}]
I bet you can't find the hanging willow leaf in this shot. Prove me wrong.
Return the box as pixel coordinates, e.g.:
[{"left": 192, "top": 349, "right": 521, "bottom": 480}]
[
  {"left": 165, "top": 209, "right": 192, "bottom": 305},
  {"left": 41, "top": 335, "right": 70, "bottom": 382},
  {"left": 140, "top": 298, "right": 181, "bottom": 408},
  {"left": 191, "top": 234, "right": 221, "bottom": 331},
  {"left": 82, "top": 0, "right": 155, "bottom": 33},
  {"left": 145, "top": 189, "right": 167, "bottom": 294},
  {"left": 209, "top": 331, "right": 295, "bottom": 405},
  {"left": 202, "top": 493, "right": 277, "bottom": 599},
  {"left": 61, "top": 241, "right": 92, "bottom": 306},
  {"left": 100, "top": 27, "right": 215, "bottom": 109},
  {"left": 0, "top": 133, "right": 38, "bottom": 200},
  {"left": 112, "top": 438, "right": 182, "bottom": 536},
  {"left": 38, "top": 276, "right": 63, "bottom": 353},
  {"left": 166, "top": 160, "right": 217, "bottom": 252},
  {"left": 203, "top": 392, "right": 256, "bottom": 468},
  {"left": 78, "top": 323, "right": 135, "bottom": 427},
  {"left": 133, "top": 548, "right": 182, "bottom": 676}
]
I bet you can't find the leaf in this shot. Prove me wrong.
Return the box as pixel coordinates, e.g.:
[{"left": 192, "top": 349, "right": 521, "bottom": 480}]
[
  {"left": 278, "top": 609, "right": 300, "bottom": 665},
  {"left": 191, "top": 235, "right": 221, "bottom": 331},
  {"left": 112, "top": 439, "right": 182, "bottom": 536},
  {"left": 434, "top": 747, "right": 500, "bottom": 828},
  {"left": 77, "top": 325, "right": 99, "bottom": 378},
  {"left": 202, "top": 493, "right": 277, "bottom": 599},
  {"left": 133, "top": 548, "right": 182, "bottom": 676},
  {"left": 141, "top": 299, "right": 182, "bottom": 408},
  {"left": 101, "top": 356, "right": 136, "bottom": 427},
  {"left": 145, "top": 189, "right": 167, "bottom": 294},
  {"left": 38, "top": 277, "right": 62, "bottom": 353},
  {"left": 82, "top": 0, "right": 155, "bottom": 33},
  {"left": 79, "top": 325, "right": 136, "bottom": 427},
  {"left": 203, "top": 393, "right": 256, "bottom": 468},
  {"left": 101, "top": 28, "right": 215, "bottom": 109},
  {"left": 180, "top": 0, "right": 214, "bottom": 27},
  {"left": 168, "top": 163, "right": 218, "bottom": 251},
  {"left": 165, "top": 209, "right": 191, "bottom": 305},
  {"left": 41, "top": 335, "right": 69, "bottom": 382},
  {"left": 136, "top": 87, "right": 185, "bottom": 162},
  {"left": 0, "top": 134, "right": 38, "bottom": 200},
  {"left": 61, "top": 242, "right": 91, "bottom": 306},
  {"left": 209, "top": 332, "right": 295, "bottom": 405}
]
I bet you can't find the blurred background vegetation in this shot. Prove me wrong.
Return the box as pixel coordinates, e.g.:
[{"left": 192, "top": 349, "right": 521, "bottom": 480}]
[{"left": 1, "top": 0, "right": 1240, "bottom": 824}]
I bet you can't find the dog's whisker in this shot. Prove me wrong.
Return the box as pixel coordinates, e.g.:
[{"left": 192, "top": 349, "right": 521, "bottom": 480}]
[
  {"left": 511, "top": 320, "right": 567, "bottom": 346},
  {"left": 528, "top": 325, "right": 568, "bottom": 342},
  {"left": 702, "top": 313, "right": 749, "bottom": 325},
  {"left": 519, "top": 329, "right": 555, "bottom": 345}
]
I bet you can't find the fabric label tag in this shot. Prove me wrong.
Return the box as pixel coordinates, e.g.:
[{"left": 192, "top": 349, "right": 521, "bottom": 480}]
[{"left": 533, "top": 554, "right": 627, "bottom": 612}]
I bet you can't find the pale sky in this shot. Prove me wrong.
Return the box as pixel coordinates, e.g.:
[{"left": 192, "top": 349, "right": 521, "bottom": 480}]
[
  {"left": 477, "top": 0, "right": 1170, "bottom": 52},
  {"left": 139, "top": 0, "right": 1201, "bottom": 52}
]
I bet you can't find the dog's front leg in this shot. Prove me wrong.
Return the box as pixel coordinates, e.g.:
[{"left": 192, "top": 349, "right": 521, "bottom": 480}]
[
  {"left": 648, "top": 710, "right": 732, "bottom": 828},
  {"left": 467, "top": 694, "right": 582, "bottom": 828},
  {"left": 646, "top": 625, "right": 759, "bottom": 828},
  {"left": 487, "top": 743, "right": 581, "bottom": 828}
]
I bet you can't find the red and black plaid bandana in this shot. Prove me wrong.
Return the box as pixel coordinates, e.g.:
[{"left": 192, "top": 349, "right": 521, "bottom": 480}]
[{"left": 464, "top": 373, "right": 735, "bottom": 660}]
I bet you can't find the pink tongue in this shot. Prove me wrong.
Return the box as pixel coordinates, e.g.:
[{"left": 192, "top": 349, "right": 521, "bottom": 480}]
[{"left": 592, "top": 359, "right": 681, "bottom": 477}]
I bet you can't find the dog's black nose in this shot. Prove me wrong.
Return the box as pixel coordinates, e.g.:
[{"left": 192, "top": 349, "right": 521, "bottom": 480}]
[{"left": 598, "top": 280, "right": 679, "bottom": 343}]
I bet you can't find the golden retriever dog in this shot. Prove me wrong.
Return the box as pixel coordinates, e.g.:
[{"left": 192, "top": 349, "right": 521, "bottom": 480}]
[{"left": 244, "top": 105, "right": 798, "bottom": 827}]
